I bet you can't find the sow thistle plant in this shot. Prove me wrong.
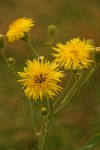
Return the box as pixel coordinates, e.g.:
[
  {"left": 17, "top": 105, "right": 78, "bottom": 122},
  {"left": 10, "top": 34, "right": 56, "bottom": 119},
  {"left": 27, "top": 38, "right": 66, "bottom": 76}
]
[{"left": 0, "top": 17, "right": 100, "bottom": 150}]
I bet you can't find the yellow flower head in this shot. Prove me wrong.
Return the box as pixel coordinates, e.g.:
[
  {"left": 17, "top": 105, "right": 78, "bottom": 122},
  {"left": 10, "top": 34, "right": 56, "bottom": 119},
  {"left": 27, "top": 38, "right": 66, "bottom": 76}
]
[
  {"left": 52, "top": 37, "right": 94, "bottom": 70},
  {"left": 17, "top": 58, "right": 64, "bottom": 101},
  {"left": 6, "top": 17, "right": 34, "bottom": 42}
]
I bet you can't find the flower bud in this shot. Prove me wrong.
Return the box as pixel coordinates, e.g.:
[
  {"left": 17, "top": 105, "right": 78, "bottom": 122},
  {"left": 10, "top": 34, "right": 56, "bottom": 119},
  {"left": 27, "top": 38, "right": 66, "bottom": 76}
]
[
  {"left": 7, "top": 57, "right": 15, "bottom": 65},
  {"left": 38, "top": 56, "right": 44, "bottom": 60},
  {"left": 94, "top": 47, "right": 100, "bottom": 63},
  {"left": 41, "top": 107, "right": 48, "bottom": 116},
  {"left": 72, "top": 67, "right": 78, "bottom": 73},
  {"left": 45, "top": 41, "right": 52, "bottom": 48},
  {"left": 87, "top": 39, "right": 95, "bottom": 46},
  {"left": 38, "top": 56, "right": 44, "bottom": 63},
  {"left": 36, "top": 132, "right": 41, "bottom": 137},
  {"left": 47, "top": 25, "right": 57, "bottom": 38},
  {"left": 0, "top": 34, "right": 6, "bottom": 49}
]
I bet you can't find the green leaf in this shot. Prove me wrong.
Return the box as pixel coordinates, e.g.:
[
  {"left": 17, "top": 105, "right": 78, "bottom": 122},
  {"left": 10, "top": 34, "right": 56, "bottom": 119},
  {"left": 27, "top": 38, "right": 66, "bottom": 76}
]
[
  {"left": 77, "top": 133, "right": 100, "bottom": 150},
  {"left": 77, "top": 143, "right": 96, "bottom": 150},
  {"left": 88, "top": 133, "right": 100, "bottom": 144}
]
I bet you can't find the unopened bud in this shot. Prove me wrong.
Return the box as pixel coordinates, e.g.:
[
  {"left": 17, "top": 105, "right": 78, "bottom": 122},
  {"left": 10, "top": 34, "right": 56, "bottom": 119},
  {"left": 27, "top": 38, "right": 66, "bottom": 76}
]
[
  {"left": 72, "top": 67, "right": 78, "bottom": 74},
  {"left": 38, "top": 56, "right": 44, "bottom": 62},
  {"left": 94, "top": 47, "right": 100, "bottom": 63},
  {"left": 7, "top": 57, "right": 15, "bottom": 65},
  {"left": 87, "top": 39, "right": 95, "bottom": 46},
  {"left": 76, "top": 73, "right": 81, "bottom": 78},
  {"left": 36, "top": 132, "right": 41, "bottom": 138},
  {"left": 0, "top": 34, "right": 6, "bottom": 49},
  {"left": 41, "top": 107, "right": 48, "bottom": 116},
  {"left": 45, "top": 41, "right": 52, "bottom": 48},
  {"left": 47, "top": 25, "right": 57, "bottom": 38}
]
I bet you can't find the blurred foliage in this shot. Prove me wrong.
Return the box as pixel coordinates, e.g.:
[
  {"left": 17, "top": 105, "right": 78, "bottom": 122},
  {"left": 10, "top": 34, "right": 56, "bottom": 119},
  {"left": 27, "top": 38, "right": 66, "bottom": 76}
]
[{"left": 0, "top": 0, "right": 100, "bottom": 150}]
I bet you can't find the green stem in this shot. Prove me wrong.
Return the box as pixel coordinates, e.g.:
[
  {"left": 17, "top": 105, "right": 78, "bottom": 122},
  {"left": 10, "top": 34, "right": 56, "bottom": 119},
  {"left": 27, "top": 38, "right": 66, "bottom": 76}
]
[
  {"left": 54, "top": 65, "right": 96, "bottom": 115},
  {"left": 53, "top": 73, "right": 73, "bottom": 107},
  {"left": 46, "top": 42, "right": 52, "bottom": 58},
  {"left": 33, "top": 100, "right": 41, "bottom": 109},
  {"left": 46, "top": 35, "right": 54, "bottom": 58},
  {"left": 57, "top": 80, "right": 78, "bottom": 110},
  {"left": 27, "top": 39, "right": 39, "bottom": 58},
  {"left": 28, "top": 100, "right": 37, "bottom": 134},
  {"left": 40, "top": 98, "right": 53, "bottom": 150},
  {"left": 9, "top": 65, "right": 19, "bottom": 80},
  {"left": 81, "top": 66, "right": 96, "bottom": 86},
  {"left": 1, "top": 50, "right": 8, "bottom": 64},
  {"left": 46, "top": 98, "right": 53, "bottom": 114},
  {"left": 41, "top": 115, "right": 52, "bottom": 150},
  {"left": 1, "top": 50, "right": 18, "bottom": 80},
  {"left": 28, "top": 100, "right": 40, "bottom": 150},
  {"left": 49, "top": 36, "right": 54, "bottom": 43}
]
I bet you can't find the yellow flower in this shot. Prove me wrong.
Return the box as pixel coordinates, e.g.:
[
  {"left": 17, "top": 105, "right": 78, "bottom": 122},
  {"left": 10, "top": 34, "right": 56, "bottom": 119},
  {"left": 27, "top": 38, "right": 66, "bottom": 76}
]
[
  {"left": 17, "top": 58, "right": 64, "bottom": 101},
  {"left": 6, "top": 17, "right": 34, "bottom": 42},
  {"left": 52, "top": 37, "right": 94, "bottom": 70}
]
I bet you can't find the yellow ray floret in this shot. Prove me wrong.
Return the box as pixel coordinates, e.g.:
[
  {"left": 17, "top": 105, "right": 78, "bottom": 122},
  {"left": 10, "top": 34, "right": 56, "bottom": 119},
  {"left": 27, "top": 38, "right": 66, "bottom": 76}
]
[
  {"left": 6, "top": 17, "right": 34, "bottom": 42},
  {"left": 52, "top": 37, "right": 94, "bottom": 70},
  {"left": 17, "top": 58, "right": 64, "bottom": 101}
]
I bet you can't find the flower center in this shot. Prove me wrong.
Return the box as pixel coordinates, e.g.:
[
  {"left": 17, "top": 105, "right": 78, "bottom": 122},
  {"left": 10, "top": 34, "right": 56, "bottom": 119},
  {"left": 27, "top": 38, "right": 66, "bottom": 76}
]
[
  {"left": 34, "top": 73, "right": 46, "bottom": 83},
  {"left": 71, "top": 50, "right": 78, "bottom": 56}
]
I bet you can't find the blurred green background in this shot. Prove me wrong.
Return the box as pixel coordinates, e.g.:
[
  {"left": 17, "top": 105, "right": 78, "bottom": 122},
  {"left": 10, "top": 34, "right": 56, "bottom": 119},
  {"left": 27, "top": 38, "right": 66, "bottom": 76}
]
[{"left": 0, "top": 0, "right": 100, "bottom": 150}]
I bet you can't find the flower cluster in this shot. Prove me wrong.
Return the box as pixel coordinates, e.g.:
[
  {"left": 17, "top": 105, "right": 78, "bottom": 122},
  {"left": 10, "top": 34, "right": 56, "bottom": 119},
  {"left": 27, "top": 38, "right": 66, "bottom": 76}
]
[
  {"left": 4, "top": 17, "right": 97, "bottom": 101},
  {"left": 0, "top": 15, "right": 99, "bottom": 150}
]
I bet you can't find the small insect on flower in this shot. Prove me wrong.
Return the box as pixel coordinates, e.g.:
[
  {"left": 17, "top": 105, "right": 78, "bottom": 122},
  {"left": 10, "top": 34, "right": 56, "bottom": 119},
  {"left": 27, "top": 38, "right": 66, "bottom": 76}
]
[
  {"left": 52, "top": 37, "right": 94, "bottom": 70},
  {"left": 6, "top": 17, "right": 34, "bottom": 42},
  {"left": 17, "top": 57, "right": 64, "bottom": 101}
]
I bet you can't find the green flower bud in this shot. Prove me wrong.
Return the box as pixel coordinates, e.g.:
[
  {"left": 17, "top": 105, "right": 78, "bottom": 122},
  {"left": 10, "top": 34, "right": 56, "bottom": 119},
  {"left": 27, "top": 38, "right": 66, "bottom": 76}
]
[
  {"left": 47, "top": 25, "right": 57, "bottom": 37},
  {"left": 36, "top": 132, "right": 41, "bottom": 137},
  {"left": 41, "top": 107, "right": 48, "bottom": 116},
  {"left": 87, "top": 39, "right": 95, "bottom": 46},
  {"left": 94, "top": 47, "right": 100, "bottom": 63},
  {"left": 72, "top": 67, "right": 78, "bottom": 73},
  {"left": 7, "top": 57, "right": 15, "bottom": 65},
  {"left": 0, "top": 34, "right": 6, "bottom": 49},
  {"left": 45, "top": 41, "right": 52, "bottom": 48},
  {"left": 38, "top": 56, "right": 44, "bottom": 63}
]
